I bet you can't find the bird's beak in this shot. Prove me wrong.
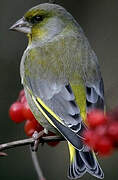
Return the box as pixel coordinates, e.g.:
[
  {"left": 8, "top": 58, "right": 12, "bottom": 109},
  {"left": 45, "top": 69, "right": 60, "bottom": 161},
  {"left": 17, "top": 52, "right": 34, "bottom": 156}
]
[{"left": 9, "top": 17, "right": 31, "bottom": 34}]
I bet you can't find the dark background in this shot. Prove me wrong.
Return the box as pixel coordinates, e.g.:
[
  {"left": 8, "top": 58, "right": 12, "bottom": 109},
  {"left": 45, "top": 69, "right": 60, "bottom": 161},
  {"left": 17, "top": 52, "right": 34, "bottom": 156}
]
[{"left": 0, "top": 0, "right": 118, "bottom": 179}]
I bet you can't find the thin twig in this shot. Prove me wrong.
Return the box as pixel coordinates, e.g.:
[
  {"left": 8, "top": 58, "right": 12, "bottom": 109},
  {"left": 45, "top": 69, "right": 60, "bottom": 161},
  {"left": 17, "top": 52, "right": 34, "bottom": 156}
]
[
  {"left": 30, "top": 148, "right": 46, "bottom": 180},
  {"left": 0, "top": 135, "right": 64, "bottom": 152}
]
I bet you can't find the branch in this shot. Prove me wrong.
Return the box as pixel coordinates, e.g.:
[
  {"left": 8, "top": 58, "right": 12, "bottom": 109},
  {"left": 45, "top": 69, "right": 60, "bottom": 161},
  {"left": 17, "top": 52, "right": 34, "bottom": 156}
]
[
  {"left": 30, "top": 148, "right": 46, "bottom": 180},
  {"left": 0, "top": 135, "right": 64, "bottom": 152}
]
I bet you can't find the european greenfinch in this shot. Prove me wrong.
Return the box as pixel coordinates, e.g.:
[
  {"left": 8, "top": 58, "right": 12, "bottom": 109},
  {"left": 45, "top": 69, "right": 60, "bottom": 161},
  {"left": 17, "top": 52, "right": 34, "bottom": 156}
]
[{"left": 10, "top": 3, "right": 104, "bottom": 179}]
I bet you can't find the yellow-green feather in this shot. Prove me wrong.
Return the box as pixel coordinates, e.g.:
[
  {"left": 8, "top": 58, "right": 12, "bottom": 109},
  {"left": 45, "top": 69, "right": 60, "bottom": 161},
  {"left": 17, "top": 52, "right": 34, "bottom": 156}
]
[
  {"left": 71, "top": 83, "right": 86, "bottom": 122},
  {"left": 68, "top": 142, "right": 76, "bottom": 163},
  {"left": 69, "top": 82, "right": 86, "bottom": 164}
]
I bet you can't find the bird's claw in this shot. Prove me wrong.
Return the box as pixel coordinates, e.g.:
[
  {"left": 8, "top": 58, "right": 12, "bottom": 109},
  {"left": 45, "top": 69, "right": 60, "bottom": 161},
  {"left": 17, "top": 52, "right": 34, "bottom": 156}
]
[{"left": 31, "top": 130, "right": 45, "bottom": 151}]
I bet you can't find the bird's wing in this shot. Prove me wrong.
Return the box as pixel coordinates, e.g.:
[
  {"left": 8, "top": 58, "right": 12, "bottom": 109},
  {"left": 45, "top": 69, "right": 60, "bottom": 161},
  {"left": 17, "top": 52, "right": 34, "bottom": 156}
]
[
  {"left": 86, "top": 78, "right": 104, "bottom": 112},
  {"left": 25, "top": 69, "right": 104, "bottom": 150},
  {"left": 25, "top": 77, "right": 85, "bottom": 151}
]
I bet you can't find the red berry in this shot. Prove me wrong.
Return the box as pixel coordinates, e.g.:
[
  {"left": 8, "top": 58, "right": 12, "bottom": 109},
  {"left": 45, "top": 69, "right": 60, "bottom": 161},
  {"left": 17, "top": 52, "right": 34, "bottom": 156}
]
[
  {"left": 107, "top": 122, "right": 118, "bottom": 142},
  {"left": 17, "top": 90, "right": 25, "bottom": 102},
  {"left": 106, "top": 115, "right": 114, "bottom": 123},
  {"left": 83, "top": 130, "right": 94, "bottom": 147},
  {"left": 9, "top": 102, "right": 25, "bottom": 123},
  {"left": 47, "top": 131, "right": 60, "bottom": 147},
  {"left": 95, "top": 125, "right": 107, "bottom": 137},
  {"left": 22, "top": 102, "right": 34, "bottom": 120},
  {"left": 20, "top": 96, "right": 27, "bottom": 104},
  {"left": 87, "top": 109, "right": 107, "bottom": 128},
  {"left": 19, "top": 90, "right": 25, "bottom": 99},
  {"left": 24, "top": 120, "right": 37, "bottom": 137},
  {"left": 83, "top": 130, "right": 100, "bottom": 150},
  {"left": 35, "top": 119, "right": 44, "bottom": 132},
  {"left": 24, "top": 119, "right": 43, "bottom": 137},
  {"left": 96, "top": 137, "right": 113, "bottom": 156},
  {"left": 108, "top": 108, "right": 118, "bottom": 121}
]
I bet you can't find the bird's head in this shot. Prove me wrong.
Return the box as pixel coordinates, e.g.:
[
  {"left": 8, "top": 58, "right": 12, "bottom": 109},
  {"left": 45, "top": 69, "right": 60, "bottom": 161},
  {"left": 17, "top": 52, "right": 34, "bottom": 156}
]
[{"left": 10, "top": 3, "right": 74, "bottom": 43}]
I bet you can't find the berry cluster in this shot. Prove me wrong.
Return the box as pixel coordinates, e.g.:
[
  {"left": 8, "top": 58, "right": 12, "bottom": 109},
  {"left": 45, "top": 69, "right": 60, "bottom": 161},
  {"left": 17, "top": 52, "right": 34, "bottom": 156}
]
[
  {"left": 83, "top": 109, "right": 118, "bottom": 156},
  {"left": 9, "top": 90, "right": 59, "bottom": 147}
]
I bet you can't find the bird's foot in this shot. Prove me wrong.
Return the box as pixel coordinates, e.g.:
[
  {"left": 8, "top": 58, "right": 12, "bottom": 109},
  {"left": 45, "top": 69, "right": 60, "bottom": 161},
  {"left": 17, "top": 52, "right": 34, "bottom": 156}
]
[{"left": 31, "top": 130, "right": 45, "bottom": 151}]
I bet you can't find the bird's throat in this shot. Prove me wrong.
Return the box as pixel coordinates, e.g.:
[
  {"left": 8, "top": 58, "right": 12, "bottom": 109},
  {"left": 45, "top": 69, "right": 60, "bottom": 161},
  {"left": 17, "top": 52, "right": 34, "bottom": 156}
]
[{"left": 27, "top": 28, "right": 47, "bottom": 45}]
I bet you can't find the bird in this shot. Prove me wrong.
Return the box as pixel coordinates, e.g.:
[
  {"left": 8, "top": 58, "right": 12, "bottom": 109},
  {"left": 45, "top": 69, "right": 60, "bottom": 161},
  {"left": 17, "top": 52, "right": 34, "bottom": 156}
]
[{"left": 10, "top": 3, "right": 104, "bottom": 179}]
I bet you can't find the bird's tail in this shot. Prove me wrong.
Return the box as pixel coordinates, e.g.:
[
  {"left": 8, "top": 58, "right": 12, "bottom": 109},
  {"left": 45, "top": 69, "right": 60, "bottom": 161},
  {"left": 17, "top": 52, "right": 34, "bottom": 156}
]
[{"left": 68, "top": 143, "right": 104, "bottom": 179}]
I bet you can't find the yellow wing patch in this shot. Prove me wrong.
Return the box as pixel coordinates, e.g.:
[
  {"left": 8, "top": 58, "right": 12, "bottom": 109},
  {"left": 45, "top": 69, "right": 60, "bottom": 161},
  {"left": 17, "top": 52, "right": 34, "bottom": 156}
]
[
  {"left": 68, "top": 142, "right": 76, "bottom": 163},
  {"left": 71, "top": 83, "right": 86, "bottom": 122}
]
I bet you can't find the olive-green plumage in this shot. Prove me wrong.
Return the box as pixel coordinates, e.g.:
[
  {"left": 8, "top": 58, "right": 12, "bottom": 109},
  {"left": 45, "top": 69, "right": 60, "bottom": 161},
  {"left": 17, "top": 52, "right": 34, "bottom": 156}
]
[{"left": 10, "top": 3, "right": 104, "bottom": 179}]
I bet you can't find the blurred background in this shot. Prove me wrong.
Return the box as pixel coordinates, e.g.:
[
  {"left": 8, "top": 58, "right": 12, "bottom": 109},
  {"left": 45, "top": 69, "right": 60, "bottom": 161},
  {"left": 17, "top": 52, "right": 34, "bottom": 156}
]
[{"left": 0, "top": 0, "right": 118, "bottom": 179}]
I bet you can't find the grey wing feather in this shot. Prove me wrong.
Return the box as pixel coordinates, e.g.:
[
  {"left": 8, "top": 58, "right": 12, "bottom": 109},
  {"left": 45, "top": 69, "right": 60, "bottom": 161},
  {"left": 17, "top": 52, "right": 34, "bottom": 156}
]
[
  {"left": 68, "top": 148, "right": 104, "bottom": 179},
  {"left": 26, "top": 76, "right": 82, "bottom": 133},
  {"left": 68, "top": 151, "right": 86, "bottom": 179},
  {"left": 68, "top": 78, "right": 105, "bottom": 179},
  {"left": 86, "top": 78, "right": 104, "bottom": 111}
]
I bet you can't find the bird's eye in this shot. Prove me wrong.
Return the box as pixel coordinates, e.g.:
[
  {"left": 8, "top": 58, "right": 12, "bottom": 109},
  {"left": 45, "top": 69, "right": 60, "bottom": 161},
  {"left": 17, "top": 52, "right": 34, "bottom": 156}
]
[{"left": 30, "top": 15, "right": 43, "bottom": 24}]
